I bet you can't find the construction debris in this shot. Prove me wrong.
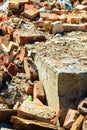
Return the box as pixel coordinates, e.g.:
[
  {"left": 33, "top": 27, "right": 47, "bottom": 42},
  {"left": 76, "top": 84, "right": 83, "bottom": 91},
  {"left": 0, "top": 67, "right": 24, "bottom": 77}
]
[{"left": 0, "top": 0, "right": 87, "bottom": 129}]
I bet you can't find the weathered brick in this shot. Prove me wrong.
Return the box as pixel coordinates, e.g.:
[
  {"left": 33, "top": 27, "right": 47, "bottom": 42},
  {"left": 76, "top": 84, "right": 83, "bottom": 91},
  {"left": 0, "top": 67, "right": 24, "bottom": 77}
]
[
  {"left": 43, "top": 21, "right": 51, "bottom": 31},
  {"left": 11, "top": 116, "right": 58, "bottom": 130},
  {"left": 18, "top": 99, "right": 58, "bottom": 125},
  {"left": 70, "top": 115, "right": 84, "bottom": 130},
  {"left": 23, "top": 8, "right": 39, "bottom": 20},
  {"left": 8, "top": 0, "right": 19, "bottom": 10},
  {"left": 8, "top": 41, "right": 18, "bottom": 52},
  {"left": 67, "top": 16, "right": 82, "bottom": 24},
  {"left": 13, "top": 29, "right": 46, "bottom": 44},
  {"left": 63, "top": 23, "right": 86, "bottom": 32},
  {"left": 23, "top": 57, "right": 38, "bottom": 81},
  {"left": 40, "top": 13, "right": 58, "bottom": 21},
  {"left": 16, "top": 46, "right": 28, "bottom": 62},
  {"left": 63, "top": 109, "right": 79, "bottom": 129},
  {"left": 33, "top": 81, "right": 45, "bottom": 102},
  {"left": 51, "top": 21, "right": 64, "bottom": 34}
]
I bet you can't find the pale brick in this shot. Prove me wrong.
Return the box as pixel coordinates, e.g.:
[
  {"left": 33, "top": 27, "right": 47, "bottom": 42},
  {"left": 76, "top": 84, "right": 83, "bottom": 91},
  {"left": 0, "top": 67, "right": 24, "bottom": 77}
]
[
  {"left": 8, "top": 41, "right": 18, "bottom": 52},
  {"left": 18, "top": 99, "right": 58, "bottom": 124},
  {"left": 51, "top": 21, "right": 64, "bottom": 34},
  {"left": 22, "top": 8, "right": 39, "bottom": 20},
  {"left": 40, "top": 13, "right": 58, "bottom": 21},
  {"left": 63, "top": 109, "right": 79, "bottom": 129}
]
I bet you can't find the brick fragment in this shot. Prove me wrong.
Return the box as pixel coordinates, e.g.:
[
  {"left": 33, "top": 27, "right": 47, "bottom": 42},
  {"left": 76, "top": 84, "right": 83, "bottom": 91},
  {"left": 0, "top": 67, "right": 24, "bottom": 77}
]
[
  {"left": 8, "top": 41, "right": 18, "bottom": 52},
  {"left": 70, "top": 115, "right": 84, "bottom": 130},
  {"left": 67, "top": 16, "right": 82, "bottom": 24},
  {"left": 7, "top": 63, "right": 19, "bottom": 76},
  {"left": 23, "top": 58, "right": 38, "bottom": 81},
  {"left": 63, "top": 23, "right": 86, "bottom": 32},
  {"left": 23, "top": 8, "right": 39, "bottom": 20},
  {"left": 33, "top": 81, "right": 45, "bottom": 102},
  {"left": 63, "top": 109, "right": 79, "bottom": 129},
  {"left": 11, "top": 116, "right": 58, "bottom": 130},
  {"left": 8, "top": 0, "right": 19, "bottom": 10},
  {"left": 40, "top": 13, "right": 58, "bottom": 21},
  {"left": 51, "top": 21, "right": 64, "bottom": 34},
  {"left": 18, "top": 99, "right": 59, "bottom": 125},
  {"left": 13, "top": 29, "right": 46, "bottom": 44}
]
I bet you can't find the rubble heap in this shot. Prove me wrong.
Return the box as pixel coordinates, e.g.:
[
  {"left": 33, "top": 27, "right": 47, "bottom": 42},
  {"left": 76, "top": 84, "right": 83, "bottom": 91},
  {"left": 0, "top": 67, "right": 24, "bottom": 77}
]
[{"left": 0, "top": 0, "right": 87, "bottom": 130}]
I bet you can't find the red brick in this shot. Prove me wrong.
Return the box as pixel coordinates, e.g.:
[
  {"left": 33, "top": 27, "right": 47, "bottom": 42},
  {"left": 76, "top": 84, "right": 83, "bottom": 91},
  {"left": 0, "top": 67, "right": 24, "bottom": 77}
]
[
  {"left": 2, "top": 16, "right": 8, "bottom": 22},
  {"left": 13, "top": 29, "right": 46, "bottom": 44},
  {"left": 34, "top": 21, "right": 44, "bottom": 28},
  {"left": 23, "top": 8, "right": 39, "bottom": 20},
  {"left": 33, "top": 81, "right": 45, "bottom": 102},
  {"left": 7, "top": 26, "right": 14, "bottom": 35},
  {"left": 7, "top": 63, "right": 19, "bottom": 76},
  {"left": 23, "top": 57, "right": 38, "bottom": 81}
]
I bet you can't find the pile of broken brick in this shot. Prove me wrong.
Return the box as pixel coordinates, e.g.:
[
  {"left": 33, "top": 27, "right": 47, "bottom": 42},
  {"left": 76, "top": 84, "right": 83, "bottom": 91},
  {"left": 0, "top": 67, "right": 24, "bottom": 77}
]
[{"left": 0, "top": 0, "right": 87, "bottom": 130}]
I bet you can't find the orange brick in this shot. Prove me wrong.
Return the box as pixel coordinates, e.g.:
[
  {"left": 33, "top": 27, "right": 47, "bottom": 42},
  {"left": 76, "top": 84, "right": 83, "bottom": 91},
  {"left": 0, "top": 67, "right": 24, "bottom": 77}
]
[
  {"left": 24, "top": 4, "right": 34, "bottom": 10},
  {"left": 23, "top": 8, "right": 39, "bottom": 19},
  {"left": 33, "top": 81, "right": 45, "bottom": 102},
  {"left": 7, "top": 26, "right": 14, "bottom": 35},
  {"left": 2, "top": 16, "right": 8, "bottom": 22}
]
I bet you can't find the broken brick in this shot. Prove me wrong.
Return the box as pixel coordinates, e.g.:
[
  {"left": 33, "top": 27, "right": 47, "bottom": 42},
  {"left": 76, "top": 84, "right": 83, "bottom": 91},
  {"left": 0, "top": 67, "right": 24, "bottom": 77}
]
[
  {"left": 70, "top": 115, "right": 84, "bottom": 130},
  {"left": 8, "top": 41, "right": 18, "bottom": 52},
  {"left": 22, "top": 8, "right": 39, "bottom": 20},
  {"left": 7, "top": 62, "right": 19, "bottom": 76},
  {"left": 13, "top": 29, "right": 46, "bottom": 44},
  {"left": 63, "top": 109, "right": 79, "bottom": 129},
  {"left": 18, "top": 99, "right": 58, "bottom": 125},
  {"left": 40, "top": 13, "right": 58, "bottom": 21},
  {"left": 67, "top": 16, "right": 82, "bottom": 24},
  {"left": 33, "top": 81, "right": 45, "bottom": 102},
  {"left": 11, "top": 116, "right": 58, "bottom": 130},
  {"left": 51, "top": 21, "right": 64, "bottom": 34}
]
